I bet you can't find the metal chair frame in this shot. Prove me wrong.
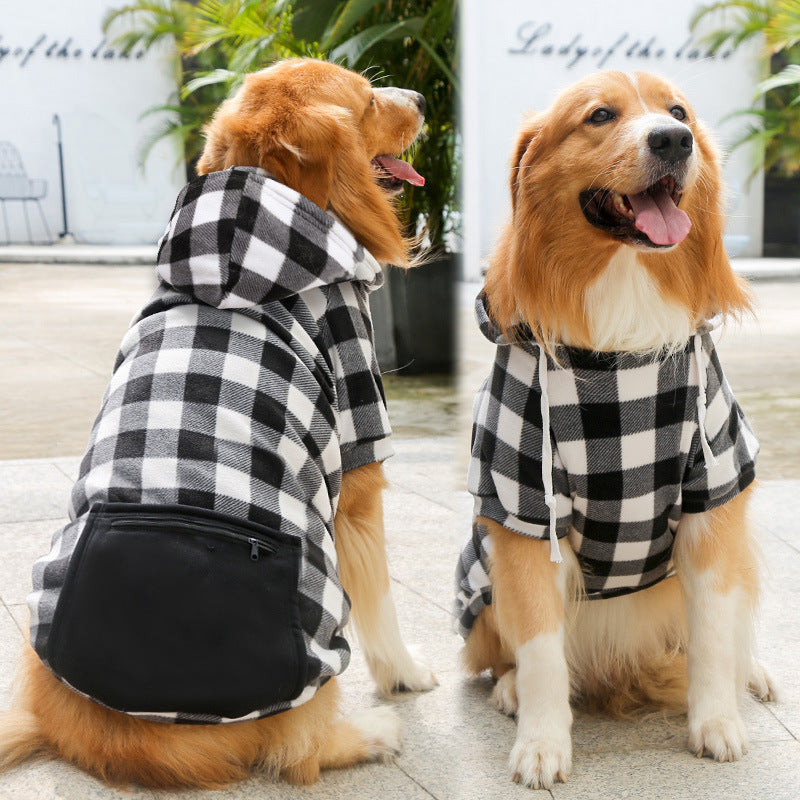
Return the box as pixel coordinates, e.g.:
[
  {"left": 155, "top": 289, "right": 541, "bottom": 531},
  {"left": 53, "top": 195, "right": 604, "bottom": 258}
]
[{"left": 0, "top": 142, "right": 53, "bottom": 244}]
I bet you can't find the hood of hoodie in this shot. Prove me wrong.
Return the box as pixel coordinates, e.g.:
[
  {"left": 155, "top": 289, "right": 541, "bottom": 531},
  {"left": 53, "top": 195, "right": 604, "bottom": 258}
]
[
  {"left": 156, "top": 167, "right": 382, "bottom": 310},
  {"left": 475, "top": 290, "right": 720, "bottom": 353}
]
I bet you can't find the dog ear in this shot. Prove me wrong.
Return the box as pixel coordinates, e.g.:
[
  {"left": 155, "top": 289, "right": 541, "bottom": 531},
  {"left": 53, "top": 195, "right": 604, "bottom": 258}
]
[
  {"left": 197, "top": 99, "right": 345, "bottom": 211},
  {"left": 258, "top": 103, "right": 348, "bottom": 211},
  {"left": 509, "top": 113, "right": 545, "bottom": 214}
]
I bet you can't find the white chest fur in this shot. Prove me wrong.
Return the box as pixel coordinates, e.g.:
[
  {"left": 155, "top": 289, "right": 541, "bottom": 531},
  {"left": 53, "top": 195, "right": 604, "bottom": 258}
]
[{"left": 579, "top": 248, "right": 693, "bottom": 354}]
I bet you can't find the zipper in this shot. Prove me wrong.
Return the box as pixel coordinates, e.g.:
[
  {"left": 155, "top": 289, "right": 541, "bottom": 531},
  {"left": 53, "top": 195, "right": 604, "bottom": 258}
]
[{"left": 110, "top": 515, "right": 278, "bottom": 560}]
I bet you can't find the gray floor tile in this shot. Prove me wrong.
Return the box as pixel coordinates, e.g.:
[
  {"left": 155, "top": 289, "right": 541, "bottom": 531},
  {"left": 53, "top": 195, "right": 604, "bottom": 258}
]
[
  {"left": 550, "top": 740, "right": 800, "bottom": 800},
  {"left": 384, "top": 485, "right": 465, "bottom": 612},
  {"left": 0, "top": 605, "right": 24, "bottom": 708},
  {"left": 384, "top": 435, "right": 466, "bottom": 509},
  {"left": 6, "top": 604, "right": 27, "bottom": 637},
  {"left": 171, "top": 763, "right": 436, "bottom": 800},
  {"left": 0, "top": 518, "right": 62, "bottom": 605},
  {"left": 0, "top": 462, "right": 73, "bottom": 524},
  {"left": 0, "top": 758, "right": 157, "bottom": 800}
]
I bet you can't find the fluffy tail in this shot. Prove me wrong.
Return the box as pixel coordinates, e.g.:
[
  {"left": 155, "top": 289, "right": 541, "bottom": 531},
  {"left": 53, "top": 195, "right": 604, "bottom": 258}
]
[{"left": 0, "top": 708, "right": 48, "bottom": 771}]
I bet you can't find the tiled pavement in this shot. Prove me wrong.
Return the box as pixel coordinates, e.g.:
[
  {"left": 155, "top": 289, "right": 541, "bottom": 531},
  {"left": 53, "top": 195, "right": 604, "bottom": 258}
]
[{"left": 0, "top": 257, "right": 797, "bottom": 799}]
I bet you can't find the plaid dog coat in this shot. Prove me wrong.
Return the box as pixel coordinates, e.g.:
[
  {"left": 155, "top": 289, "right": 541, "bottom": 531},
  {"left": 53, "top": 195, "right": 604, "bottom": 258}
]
[
  {"left": 28, "top": 167, "right": 393, "bottom": 722},
  {"left": 455, "top": 292, "right": 758, "bottom": 637}
]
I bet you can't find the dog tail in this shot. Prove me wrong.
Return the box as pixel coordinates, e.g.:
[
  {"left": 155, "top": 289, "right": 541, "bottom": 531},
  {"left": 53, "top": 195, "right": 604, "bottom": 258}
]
[{"left": 0, "top": 708, "right": 49, "bottom": 772}]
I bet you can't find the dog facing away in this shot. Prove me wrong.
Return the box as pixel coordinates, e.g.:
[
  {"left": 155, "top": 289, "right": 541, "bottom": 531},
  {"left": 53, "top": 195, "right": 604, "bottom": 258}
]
[
  {"left": 455, "top": 71, "right": 776, "bottom": 789},
  {"left": 0, "top": 58, "right": 436, "bottom": 789}
]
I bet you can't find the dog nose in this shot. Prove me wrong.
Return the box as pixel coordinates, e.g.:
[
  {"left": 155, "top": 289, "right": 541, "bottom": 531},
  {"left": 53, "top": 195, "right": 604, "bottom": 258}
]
[
  {"left": 647, "top": 125, "right": 693, "bottom": 162},
  {"left": 412, "top": 92, "right": 426, "bottom": 113}
]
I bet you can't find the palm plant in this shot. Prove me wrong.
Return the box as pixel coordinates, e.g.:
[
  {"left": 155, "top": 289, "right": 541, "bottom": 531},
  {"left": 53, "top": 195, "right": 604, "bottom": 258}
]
[
  {"left": 691, "top": 0, "right": 800, "bottom": 176},
  {"left": 103, "top": 1, "right": 317, "bottom": 175},
  {"left": 104, "top": 0, "right": 458, "bottom": 251}
]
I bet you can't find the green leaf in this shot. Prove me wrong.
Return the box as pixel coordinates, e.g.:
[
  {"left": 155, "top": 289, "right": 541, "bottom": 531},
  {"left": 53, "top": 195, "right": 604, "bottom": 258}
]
[
  {"left": 330, "top": 18, "right": 424, "bottom": 67},
  {"left": 755, "top": 63, "right": 800, "bottom": 96},
  {"left": 320, "top": 0, "right": 383, "bottom": 50},
  {"left": 181, "top": 68, "right": 238, "bottom": 98},
  {"left": 290, "top": 0, "right": 342, "bottom": 43}
]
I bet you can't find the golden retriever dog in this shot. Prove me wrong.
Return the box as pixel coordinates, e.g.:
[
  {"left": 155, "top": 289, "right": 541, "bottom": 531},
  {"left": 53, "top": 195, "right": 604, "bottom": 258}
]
[
  {"left": 0, "top": 58, "right": 435, "bottom": 789},
  {"left": 455, "top": 71, "right": 776, "bottom": 789}
]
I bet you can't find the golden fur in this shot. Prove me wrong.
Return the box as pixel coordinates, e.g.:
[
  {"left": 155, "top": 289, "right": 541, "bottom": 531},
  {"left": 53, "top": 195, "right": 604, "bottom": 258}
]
[
  {"left": 484, "top": 71, "right": 751, "bottom": 351},
  {"left": 197, "top": 58, "right": 422, "bottom": 266},
  {"left": 465, "top": 71, "right": 772, "bottom": 788},
  {"left": 0, "top": 59, "right": 431, "bottom": 789}
]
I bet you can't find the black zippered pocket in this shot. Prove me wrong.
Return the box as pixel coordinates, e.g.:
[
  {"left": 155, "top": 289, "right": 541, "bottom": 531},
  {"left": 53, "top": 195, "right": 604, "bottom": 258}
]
[
  {"left": 47, "top": 503, "right": 307, "bottom": 720},
  {"left": 110, "top": 516, "right": 278, "bottom": 560}
]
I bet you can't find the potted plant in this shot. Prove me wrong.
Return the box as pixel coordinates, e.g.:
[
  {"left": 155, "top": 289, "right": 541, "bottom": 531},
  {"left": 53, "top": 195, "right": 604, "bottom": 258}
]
[
  {"left": 105, "top": 0, "right": 460, "bottom": 372},
  {"left": 288, "top": 0, "right": 460, "bottom": 374},
  {"left": 692, "top": 0, "right": 800, "bottom": 255}
]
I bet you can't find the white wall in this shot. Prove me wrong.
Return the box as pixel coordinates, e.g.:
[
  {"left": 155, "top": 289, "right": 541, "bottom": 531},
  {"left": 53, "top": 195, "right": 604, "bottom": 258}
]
[
  {"left": 0, "top": 1, "right": 185, "bottom": 244},
  {"left": 462, "top": 1, "right": 765, "bottom": 279}
]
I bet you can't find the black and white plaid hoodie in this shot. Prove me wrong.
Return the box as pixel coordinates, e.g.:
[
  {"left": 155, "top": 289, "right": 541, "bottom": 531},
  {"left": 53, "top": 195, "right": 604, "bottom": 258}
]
[
  {"left": 455, "top": 291, "right": 758, "bottom": 637},
  {"left": 28, "top": 167, "right": 393, "bottom": 723}
]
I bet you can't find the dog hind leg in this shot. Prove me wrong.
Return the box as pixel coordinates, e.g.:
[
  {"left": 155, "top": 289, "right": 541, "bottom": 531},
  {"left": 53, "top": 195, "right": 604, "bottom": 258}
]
[
  {"left": 283, "top": 705, "right": 402, "bottom": 784},
  {"left": 334, "top": 462, "right": 437, "bottom": 696}
]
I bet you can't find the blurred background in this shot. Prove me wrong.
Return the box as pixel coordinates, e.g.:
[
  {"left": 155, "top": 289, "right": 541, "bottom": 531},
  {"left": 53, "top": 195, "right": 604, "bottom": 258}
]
[{"left": 1, "top": 0, "right": 798, "bottom": 473}]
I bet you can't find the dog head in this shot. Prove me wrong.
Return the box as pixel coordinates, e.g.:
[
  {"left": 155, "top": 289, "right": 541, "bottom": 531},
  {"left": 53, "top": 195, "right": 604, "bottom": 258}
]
[
  {"left": 486, "top": 71, "right": 750, "bottom": 350},
  {"left": 197, "top": 59, "right": 426, "bottom": 266}
]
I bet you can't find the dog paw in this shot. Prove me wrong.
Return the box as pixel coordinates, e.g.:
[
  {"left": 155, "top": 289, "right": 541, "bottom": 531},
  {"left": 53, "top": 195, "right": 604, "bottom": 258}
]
[
  {"left": 396, "top": 655, "right": 438, "bottom": 693},
  {"left": 371, "top": 651, "right": 438, "bottom": 696},
  {"left": 509, "top": 735, "right": 571, "bottom": 789},
  {"left": 348, "top": 706, "right": 403, "bottom": 761},
  {"left": 491, "top": 669, "right": 518, "bottom": 716},
  {"left": 689, "top": 716, "right": 748, "bottom": 762},
  {"left": 748, "top": 661, "right": 779, "bottom": 702}
]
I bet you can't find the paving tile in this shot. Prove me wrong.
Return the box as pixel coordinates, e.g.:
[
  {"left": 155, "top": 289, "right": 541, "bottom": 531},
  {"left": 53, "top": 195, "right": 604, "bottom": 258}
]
[
  {"left": 0, "top": 759, "right": 157, "bottom": 800},
  {"left": 0, "top": 605, "right": 24, "bottom": 709},
  {"left": 6, "top": 604, "right": 28, "bottom": 637},
  {"left": 0, "top": 462, "right": 73, "bottom": 524},
  {"left": 549, "top": 740, "right": 800, "bottom": 800},
  {"left": 384, "top": 485, "right": 465, "bottom": 612},
  {"left": 384, "top": 435, "right": 467, "bottom": 510},
  {"left": 748, "top": 518, "right": 800, "bottom": 742},
  {"left": 0, "top": 518, "right": 63, "bottom": 605},
  {"left": 400, "top": 672, "right": 535, "bottom": 800},
  {"left": 172, "top": 762, "right": 435, "bottom": 800}
]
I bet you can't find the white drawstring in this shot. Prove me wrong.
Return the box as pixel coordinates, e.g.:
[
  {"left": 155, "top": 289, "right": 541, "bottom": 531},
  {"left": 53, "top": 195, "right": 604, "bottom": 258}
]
[
  {"left": 538, "top": 344, "right": 563, "bottom": 563},
  {"left": 693, "top": 332, "right": 719, "bottom": 468}
]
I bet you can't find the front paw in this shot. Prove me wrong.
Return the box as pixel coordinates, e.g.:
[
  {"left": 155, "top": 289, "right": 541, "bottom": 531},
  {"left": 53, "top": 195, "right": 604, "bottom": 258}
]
[
  {"left": 509, "top": 734, "right": 571, "bottom": 789},
  {"left": 689, "top": 716, "right": 748, "bottom": 762},
  {"left": 395, "top": 656, "right": 438, "bottom": 693},
  {"left": 369, "top": 652, "right": 438, "bottom": 697}
]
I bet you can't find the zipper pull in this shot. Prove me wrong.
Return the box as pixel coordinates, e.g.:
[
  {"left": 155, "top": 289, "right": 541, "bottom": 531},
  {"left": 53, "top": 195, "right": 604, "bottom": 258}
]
[{"left": 249, "top": 538, "right": 260, "bottom": 561}]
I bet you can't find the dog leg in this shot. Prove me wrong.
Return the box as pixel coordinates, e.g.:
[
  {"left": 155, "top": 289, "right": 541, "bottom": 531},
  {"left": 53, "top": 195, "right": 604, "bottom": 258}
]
[
  {"left": 284, "top": 705, "right": 403, "bottom": 784},
  {"left": 335, "top": 462, "right": 437, "bottom": 696},
  {"left": 487, "top": 519, "right": 574, "bottom": 789},
  {"left": 674, "top": 486, "right": 761, "bottom": 761}
]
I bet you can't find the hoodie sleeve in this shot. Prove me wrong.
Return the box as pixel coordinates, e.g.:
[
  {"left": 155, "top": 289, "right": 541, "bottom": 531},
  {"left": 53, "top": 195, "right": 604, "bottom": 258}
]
[{"left": 156, "top": 168, "right": 372, "bottom": 309}]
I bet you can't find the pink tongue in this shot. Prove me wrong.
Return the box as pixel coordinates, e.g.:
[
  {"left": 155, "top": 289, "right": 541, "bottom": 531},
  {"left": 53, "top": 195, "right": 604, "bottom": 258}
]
[
  {"left": 627, "top": 184, "right": 691, "bottom": 245},
  {"left": 375, "top": 155, "right": 425, "bottom": 186}
]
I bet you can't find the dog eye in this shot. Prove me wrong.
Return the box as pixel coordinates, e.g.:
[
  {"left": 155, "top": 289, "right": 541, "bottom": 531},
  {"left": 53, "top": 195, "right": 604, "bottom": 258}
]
[
  {"left": 587, "top": 108, "right": 616, "bottom": 125},
  {"left": 670, "top": 105, "right": 687, "bottom": 121}
]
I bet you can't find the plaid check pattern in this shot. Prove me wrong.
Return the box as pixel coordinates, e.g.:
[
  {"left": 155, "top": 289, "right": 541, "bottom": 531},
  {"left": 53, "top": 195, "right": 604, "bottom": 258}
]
[
  {"left": 29, "top": 167, "right": 393, "bottom": 723},
  {"left": 455, "top": 292, "right": 758, "bottom": 637}
]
